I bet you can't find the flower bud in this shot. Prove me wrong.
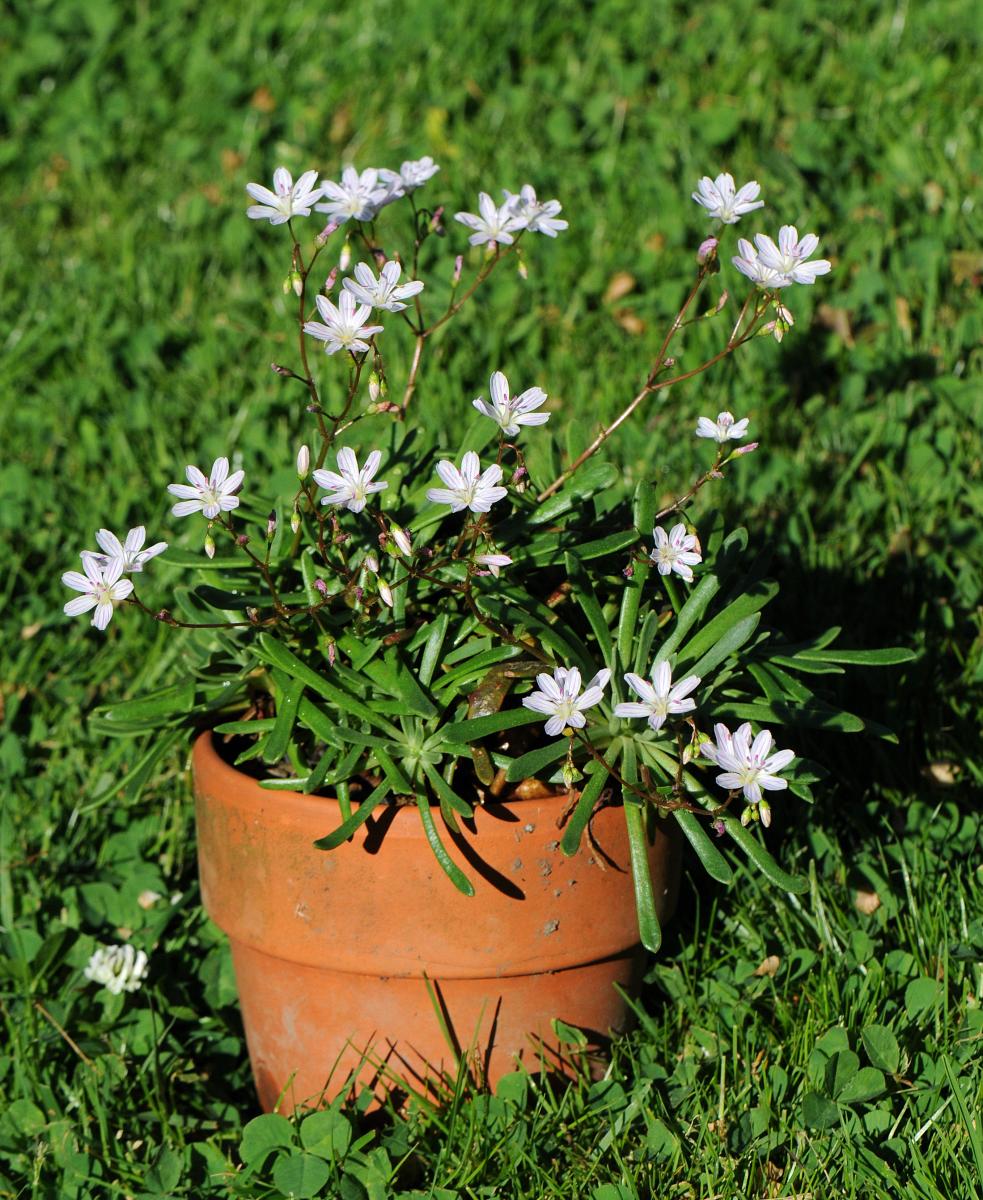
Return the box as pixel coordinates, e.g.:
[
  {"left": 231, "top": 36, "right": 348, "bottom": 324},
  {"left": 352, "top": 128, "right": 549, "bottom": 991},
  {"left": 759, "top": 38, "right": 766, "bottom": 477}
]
[
  {"left": 391, "top": 527, "right": 413, "bottom": 556},
  {"left": 314, "top": 578, "right": 328, "bottom": 596},
  {"left": 296, "top": 444, "right": 310, "bottom": 479},
  {"left": 290, "top": 507, "right": 301, "bottom": 534},
  {"left": 517, "top": 254, "right": 528, "bottom": 280},
  {"left": 733, "top": 441, "right": 759, "bottom": 456},
  {"left": 315, "top": 220, "right": 339, "bottom": 247},
  {"left": 429, "top": 205, "right": 445, "bottom": 235},
  {"left": 452, "top": 255, "right": 463, "bottom": 286},
  {"left": 339, "top": 241, "right": 352, "bottom": 272},
  {"left": 283, "top": 270, "right": 303, "bottom": 296},
  {"left": 368, "top": 372, "right": 381, "bottom": 404},
  {"left": 322, "top": 268, "right": 337, "bottom": 295},
  {"left": 247, "top": 607, "right": 260, "bottom": 624},
  {"left": 759, "top": 799, "right": 772, "bottom": 829},
  {"left": 711, "top": 818, "right": 726, "bottom": 838},
  {"left": 204, "top": 533, "right": 216, "bottom": 559},
  {"left": 378, "top": 578, "right": 394, "bottom": 608},
  {"left": 363, "top": 553, "right": 379, "bottom": 575},
  {"left": 326, "top": 637, "right": 337, "bottom": 666},
  {"left": 236, "top": 534, "right": 250, "bottom": 547},
  {"left": 697, "top": 237, "right": 718, "bottom": 265},
  {"left": 266, "top": 511, "right": 277, "bottom": 540},
  {"left": 740, "top": 806, "right": 755, "bottom": 827}
]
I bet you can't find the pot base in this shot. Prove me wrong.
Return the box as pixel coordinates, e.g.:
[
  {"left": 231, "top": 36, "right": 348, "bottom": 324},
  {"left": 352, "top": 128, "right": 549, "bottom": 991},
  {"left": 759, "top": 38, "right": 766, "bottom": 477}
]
[{"left": 232, "top": 939, "right": 645, "bottom": 1110}]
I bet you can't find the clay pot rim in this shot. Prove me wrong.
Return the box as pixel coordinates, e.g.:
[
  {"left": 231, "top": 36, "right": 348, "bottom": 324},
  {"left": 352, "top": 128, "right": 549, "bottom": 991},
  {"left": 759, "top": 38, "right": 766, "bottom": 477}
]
[{"left": 194, "top": 730, "right": 591, "bottom": 838}]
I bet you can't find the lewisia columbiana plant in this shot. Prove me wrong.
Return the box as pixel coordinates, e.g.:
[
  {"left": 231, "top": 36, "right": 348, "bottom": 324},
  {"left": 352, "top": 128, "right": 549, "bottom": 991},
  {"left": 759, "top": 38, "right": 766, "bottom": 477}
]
[{"left": 59, "top": 151, "right": 901, "bottom": 953}]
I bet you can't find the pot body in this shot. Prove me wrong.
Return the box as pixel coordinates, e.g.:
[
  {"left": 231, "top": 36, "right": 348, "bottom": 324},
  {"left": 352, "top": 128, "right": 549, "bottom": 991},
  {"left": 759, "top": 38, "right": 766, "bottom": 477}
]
[{"left": 193, "top": 732, "right": 680, "bottom": 1111}]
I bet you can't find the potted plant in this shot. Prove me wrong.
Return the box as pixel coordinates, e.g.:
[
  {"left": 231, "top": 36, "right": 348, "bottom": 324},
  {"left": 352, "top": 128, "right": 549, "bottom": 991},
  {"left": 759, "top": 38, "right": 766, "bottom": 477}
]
[{"left": 64, "top": 158, "right": 908, "bottom": 1111}]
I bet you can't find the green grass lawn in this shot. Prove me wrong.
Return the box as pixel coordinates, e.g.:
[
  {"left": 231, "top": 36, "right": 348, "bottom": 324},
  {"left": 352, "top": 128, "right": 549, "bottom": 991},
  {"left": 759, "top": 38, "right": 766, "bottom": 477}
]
[{"left": 1, "top": 0, "right": 981, "bottom": 1195}]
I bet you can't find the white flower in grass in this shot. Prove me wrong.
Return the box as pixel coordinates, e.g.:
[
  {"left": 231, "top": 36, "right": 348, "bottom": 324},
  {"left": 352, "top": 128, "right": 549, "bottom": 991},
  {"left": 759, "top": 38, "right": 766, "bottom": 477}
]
[
  {"left": 454, "top": 192, "right": 523, "bottom": 247},
  {"left": 733, "top": 226, "right": 831, "bottom": 288},
  {"left": 378, "top": 156, "right": 440, "bottom": 198},
  {"left": 315, "top": 166, "right": 386, "bottom": 224},
  {"left": 695, "top": 411, "right": 750, "bottom": 443},
  {"left": 313, "top": 448, "right": 388, "bottom": 514},
  {"left": 91, "top": 526, "right": 168, "bottom": 574},
  {"left": 475, "top": 553, "right": 512, "bottom": 577},
  {"left": 615, "top": 663, "right": 701, "bottom": 732},
  {"left": 245, "top": 167, "right": 322, "bottom": 225},
  {"left": 753, "top": 225, "right": 832, "bottom": 286},
  {"left": 692, "top": 173, "right": 764, "bottom": 224},
  {"left": 701, "top": 721, "right": 795, "bottom": 810},
  {"left": 304, "top": 292, "right": 383, "bottom": 355},
  {"left": 472, "top": 370, "right": 550, "bottom": 437},
  {"left": 650, "top": 524, "right": 702, "bottom": 583},
  {"left": 62, "top": 554, "right": 133, "bottom": 631},
  {"left": 342, "top": 261, "right": 425, "bottom": 312},
  {"left": 523, "top": 666, "right": 611, "bottom": 738},
  {"left": 503, "top": 184, "right": 568, "bottom": 237},
  {"left": 427, "top": 450, "right": 508, "bottom": 514},
  {"left": 168, "top": 457, "right": 244, "bottom": 519},
  {"left": 84, "top": 943, "right": 149, "bottom": 995},
  {"left": 731, "top": 238, "right": 784, "bottom": 288}
]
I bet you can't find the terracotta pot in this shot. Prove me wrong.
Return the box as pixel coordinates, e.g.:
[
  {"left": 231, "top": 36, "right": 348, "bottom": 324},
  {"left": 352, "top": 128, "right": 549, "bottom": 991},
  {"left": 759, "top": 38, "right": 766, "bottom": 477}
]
[{"left": 193, "top": 732, "right": 681, "bottom": 1111}]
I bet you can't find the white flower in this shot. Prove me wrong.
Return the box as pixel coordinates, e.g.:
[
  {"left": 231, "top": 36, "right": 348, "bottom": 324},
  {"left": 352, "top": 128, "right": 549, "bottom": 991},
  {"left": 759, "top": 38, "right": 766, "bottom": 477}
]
[
  {"left": 168, "top": 457, "right": 244, "bottom": 519},
  {"left": 472, "top": 371, "right": 550, "bottom": 437},
  {"left": 245, "top": 167, "right": 322, "bottom": 225},
  {"left": 701, "top": 722, "right": 795, "bottom": 806},
  {"left": 296, "top": 445, "right": 310, "bottom": 479},
  {"left": 62, "top": 554, "right": 133, "bottom": 631},
  {"left": 303, "top": 292, "right": 383, "bottom": 355},
  {"left": 378, "top": 156, "right": 440, "bottom": 198},
  {"left": 342, "top": 261, "right": 425, "bottom": 312},
  {"left": 650, "top": 524, "right": 702, "bottom": 583},
  {"left": 475, "top": 553, "right": 512, "bottom": 577},
  {"left": 731, "top": 238, "right": 785, "bottom": 288},
  {"left": 522, "top": 666, "right": 611, "bottom": 738},
  {"left": 753, "top": 225, "right": 832, "bottom": 286},
  {"left": 427, "top": 450, "right": 508, "bottom": 514},
  {"left": 615, "top": 664, "right": 701, "bottom": 731},
  {"left": 84, "top": 943, "right": 149, "bottom": 995},
  {"left": 733, "top": 226, "right": 831, "bottom": 288},
  {"left": 315, "top": 167, "right": 387, "bottom": 224},
  {"left": 692, "top": 173, "right": 764, "bottom": 224},
  {"left": 454, "top": 192, "right": 523, "bottom": 247},
  {"left": 503, "top": 184, "right": 568, "bottom": 237},
  {"left": 313, "top": 448, "right": 387, "bottom": 513},
  {"left": 695, "top": 411, "right": 750, "bottom": 443},
  {"left": 90, "top": 527, "right": 168, "bottom": 574}
]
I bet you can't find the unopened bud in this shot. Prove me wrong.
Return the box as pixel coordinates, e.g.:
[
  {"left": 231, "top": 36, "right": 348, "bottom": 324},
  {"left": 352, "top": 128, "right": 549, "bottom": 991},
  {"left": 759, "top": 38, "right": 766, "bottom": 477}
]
[
  {"left": 391, "top": 527, "right": 413, "bottom": 556},
  {"left": 155, "top": 608, "right": 171, "bottom": 622},
  {"left": 740, "top": 806, "right": 755, "bottom": 827},
  {"left": 733, "top": 441, "right": 759, "bottom": 456},
  {"left": 290, "top": 508, "right": 301, "bottom": 534},
  {"left": 697, "top": 237, "right": 718, "bottom": 265},
  {"left": 368, "top": 372, "right": 381, "bottom": 403},
  {"left": 247, "top": 607, "right": 260, "bottom": 624},
  {"left": 314, "top": 578, "right": 328, "bottom": 596},
  {"left": 378, "top": 579, "right": 394, "bottom": 608},
  {"left": 296, "top": 444, "right": 310, "bottom": 479},
  {"left": 204, "top": 533, "right": 216, "bottom": 560},
  {"left": 266, "top": 511, "right": 277, "bottom": 540},
  {"left": 622, "top": 562, "right": 635, "bottom": 579},
  {"left": 759, "top": 800, "right": 772, "bottom": 829},
  {"left": 711, "top": 818, "right": 726, "bottom": 838},
  {"left": 517, "top": 254, "right": 528, "bottom": 280},
  {"left": 271, "top": 362, "right": 292, "bottom": 376},
  {"left": 323, "top": 267, "right": 338, "bottom": 294},
  {"left": 339, "top": 241, "right": 351, "bottom": 272},
  {"left": 363, "top": 554, "right": 379, "bottom": 575},
  {"left": 511, "top": 466, "right": 527, "bottom": 485},
  {"left": 236, "top": 534, "right": 250, "bottom": 547},
  {"left": 429, "top": 205, "right": 445, "bottom": 235},
  {"left": 561, "top": 762, "right": 581, "bottom": 788},
  {"left": 315, "top": 220, "right": 339, "bottom": 247},
  {"left": 326, "top": 637, "right": 337, "bottom": 666},
  {"left": 452, "top": 254, "right": 463, "bottom": 286},
  {"left": 284, "top": 270, "right": 303, "bottom": 297}
]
